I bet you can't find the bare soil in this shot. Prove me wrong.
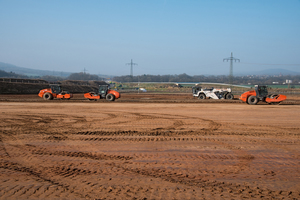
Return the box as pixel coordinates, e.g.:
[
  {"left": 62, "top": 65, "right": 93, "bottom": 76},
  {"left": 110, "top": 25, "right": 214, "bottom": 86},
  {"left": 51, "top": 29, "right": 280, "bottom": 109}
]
[{"left": 0, "top": 93, "right": 300, "bottom": 199}]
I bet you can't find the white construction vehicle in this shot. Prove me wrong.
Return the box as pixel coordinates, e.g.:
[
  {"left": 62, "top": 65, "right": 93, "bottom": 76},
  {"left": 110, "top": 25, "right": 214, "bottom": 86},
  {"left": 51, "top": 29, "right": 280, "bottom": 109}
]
[{"left": 192, "top": 86, "right": 234, "bottom": 100}]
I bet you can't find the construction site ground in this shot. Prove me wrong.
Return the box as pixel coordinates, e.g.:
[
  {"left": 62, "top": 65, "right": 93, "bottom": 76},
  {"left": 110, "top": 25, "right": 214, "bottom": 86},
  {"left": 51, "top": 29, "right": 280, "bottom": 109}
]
[{"left": 0, "top": 93, "right": 299, "bottom": 199}]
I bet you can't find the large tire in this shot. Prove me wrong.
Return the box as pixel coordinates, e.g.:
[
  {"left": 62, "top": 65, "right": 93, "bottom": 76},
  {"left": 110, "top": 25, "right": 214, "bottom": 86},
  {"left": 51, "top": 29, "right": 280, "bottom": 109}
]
[
  {"left": 225, "top": 93, "right": 234, "bottom": 99},
  {"left": 198, "top": 93, "right": 206, "bottom": 99},
  {"left": 247, "top": 95, "right": 258, "bottom": 105},
  {"left": 43, "top": 92, "right": 53, "bottom": 100},
  {"left": 106, "top": 93, "right": 115, "bottom": 101}
]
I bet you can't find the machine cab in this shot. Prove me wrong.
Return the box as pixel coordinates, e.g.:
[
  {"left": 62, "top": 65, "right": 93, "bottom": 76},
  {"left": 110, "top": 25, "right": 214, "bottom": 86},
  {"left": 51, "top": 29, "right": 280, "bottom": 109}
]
[
  {"left": 99, "top": 85, "right": 109, "bottom": 98},
  {"left": 50, "top": 84, "right": 62, "bottom": 94},
  {"left": 255, "top": 85, "right": 268, "bottom": 98},
  {"left": 192, "top": 86, "right": 201, "bottom": 94}
]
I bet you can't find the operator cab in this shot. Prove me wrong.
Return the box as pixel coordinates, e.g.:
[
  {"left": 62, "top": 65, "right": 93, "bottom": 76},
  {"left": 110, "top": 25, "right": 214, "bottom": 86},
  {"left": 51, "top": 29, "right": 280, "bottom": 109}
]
[
  {"left": 50, "top": 84, "right": 61, "bottom": 94},
  {"left": 192, "top": 86, "right": 201, "bottom": 94},
  {"left": 255, "top": 85, "right": 268, "bottom": 98},
  {"left": 99, "top": 85, "right": 109, "bottom": 98}
]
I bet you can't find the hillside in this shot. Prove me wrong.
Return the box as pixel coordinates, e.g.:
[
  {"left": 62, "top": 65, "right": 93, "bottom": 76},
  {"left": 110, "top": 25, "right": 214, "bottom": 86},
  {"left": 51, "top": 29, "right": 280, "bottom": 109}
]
[
  {"left": 0, "top": 69, "right": 28, "bottom": 78},
  {"left": 254, "top": 68, "right": 300, "bottom": 76},
  {"left": 0, "top": 62, "right": 113, "bottom": 78},
  {"left": 0, "top": 62, "right": 71, "bottom": 77}
]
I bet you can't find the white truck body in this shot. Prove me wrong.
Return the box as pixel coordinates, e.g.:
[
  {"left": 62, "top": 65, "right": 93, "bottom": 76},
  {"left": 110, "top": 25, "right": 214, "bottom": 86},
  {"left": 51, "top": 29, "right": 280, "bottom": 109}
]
[{"left": 192, "top": 86, "right": 233, "bottom": 100}]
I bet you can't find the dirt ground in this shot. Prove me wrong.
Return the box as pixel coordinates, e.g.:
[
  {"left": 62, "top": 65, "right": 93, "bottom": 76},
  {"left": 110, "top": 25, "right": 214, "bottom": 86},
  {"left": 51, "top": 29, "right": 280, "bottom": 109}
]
[{"left": 0, "top": 93, "right": 300, "bottom": 199}]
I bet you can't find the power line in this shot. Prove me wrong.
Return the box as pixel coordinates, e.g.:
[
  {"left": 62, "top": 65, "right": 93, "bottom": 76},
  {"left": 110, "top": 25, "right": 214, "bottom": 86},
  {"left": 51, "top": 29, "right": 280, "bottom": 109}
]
[
  {"left": 126, "top": 59, "right": 138, "bottom": 77},
  {"left": 223, "top": 52, "right": 240, "bottom": 85}
]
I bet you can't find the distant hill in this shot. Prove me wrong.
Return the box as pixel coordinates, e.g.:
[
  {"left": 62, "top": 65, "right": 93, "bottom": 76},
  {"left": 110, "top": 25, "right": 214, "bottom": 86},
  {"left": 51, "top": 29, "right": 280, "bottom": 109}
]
[
  {"left": 0, "top": 69, "right": 28, "bottom": 78},
  {"left": 0, "top": 62, "right": 71, "bottom": 77},
  {"left": 235, "top": 68, "right": 300, "bottom": 76},
  {"left": 254, "top": 68, "right": 300, "bottom": 76},
  {"left": 0, "top": 62, "right": 113, "bottom": 78},
  {"left": 1, "top": 62, "right": 299, "bottom": 78}
]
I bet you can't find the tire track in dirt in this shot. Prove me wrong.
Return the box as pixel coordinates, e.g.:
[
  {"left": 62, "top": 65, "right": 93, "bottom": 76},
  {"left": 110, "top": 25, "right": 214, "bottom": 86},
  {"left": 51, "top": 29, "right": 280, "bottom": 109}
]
[
  {"left": 1, "top": 131, "right": 253, "bottom": 198},
  {"left": 222, "top": 121, "right": 300, "bottom": 137},
  {"left": 1, "top": 102, "right": 299, "bottom": 199},
  {"left": 110, "top": 112, "right": 176, "bottom": 129},
  {"left": 5, "top": 114, "right": 89, "bottom": 134},
  {"left": 205, "top": 137, "right": 300, "bottom": 188},
  {"left": 104, "top": 162, "right": 299, "bottom": 199},
  {"left": 15, "top": 133, "right": 300, "bottom": 190},
  {"left": 31, "top": 148, "right": 133, "bottom": 161},
  {"left": 147, "top": 112, "right": 221, "bottom": 133},
  {"left": 60, "top": 131, "right": 300, "bottom": 165},
  {"left": 91, "top": 111, "right": 219, "bottom": 133},
  {"left": 131, "top": 151, "right": 297, "bottom": 163},
  {"left": 6, "top": 142, "right": 133, "bottom": 161},
  {"left": 103, "top": 113, "right": 143, "bottom": 125},
  {"left": 0, "top": 161, "right": 86, "bottom": 199},
  {"left": 0, "top": 135, "right": 10, "bottom": 158},
  {"left": 51, "top": 165, "right": 97, "bottom": 177},
  {"left": 132, "top": 112, "right": 190, "bottom": 131},
  {"left": 8, "top": 129, "right": 299, "bottom": 167},
  {"left": 74, "top": 125, "right": 298, "bottom": 194},
  {"left": 205, "top": 137, "right": 298, "bottom": 183},
  {"left": 258, "top": 139, "right": 300, "bottom": 160},
  {"left": 103, "top": 112, "right": 118, "bottom": 121},
  {"left": 2, "top": 140, "right": 299, "bottom": 199},
  {"left": 46, "top": 127, "right": 300, "bottom": 195},
  {"left": 0, "top": 143, "right": 132, "bottom": 199},
  {"left": 71, "top": 130, "right": 199, "bottom": 136}
]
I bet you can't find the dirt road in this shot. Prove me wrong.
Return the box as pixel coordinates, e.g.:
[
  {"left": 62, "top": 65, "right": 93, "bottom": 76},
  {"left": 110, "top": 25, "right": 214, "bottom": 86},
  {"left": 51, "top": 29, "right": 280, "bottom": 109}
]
[{"left": 0, "top": 95, "right": 300, "bottom": 199}]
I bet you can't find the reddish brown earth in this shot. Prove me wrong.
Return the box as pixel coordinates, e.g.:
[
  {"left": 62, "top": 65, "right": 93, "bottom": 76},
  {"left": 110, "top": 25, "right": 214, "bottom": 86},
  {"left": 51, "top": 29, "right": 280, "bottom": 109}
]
[{"left": 0, "top": 93, "right": 300, "bottom": 199}]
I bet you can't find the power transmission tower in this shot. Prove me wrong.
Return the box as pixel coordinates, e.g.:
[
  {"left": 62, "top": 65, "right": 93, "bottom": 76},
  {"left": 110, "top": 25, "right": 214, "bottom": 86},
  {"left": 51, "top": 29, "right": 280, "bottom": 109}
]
[
  {"left": 223, "top": 52, "right": 240, "bottom": 85},
  {"left": 83, "top": 67, "right": 88, "bottom": 74},
  {"left": 126, "top": 59, "right": 138, "bottom": 77}
]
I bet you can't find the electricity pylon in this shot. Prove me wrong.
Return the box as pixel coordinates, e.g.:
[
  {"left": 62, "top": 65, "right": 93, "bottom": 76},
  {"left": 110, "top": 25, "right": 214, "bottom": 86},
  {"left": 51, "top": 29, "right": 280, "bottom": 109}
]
[
  {"left": 223, "top": 52, "right": 240, "bottom": 85},
  {"left": 126, "top": 59, "right": 138, "bottom": 77},
  {"left": 83, "top": 67, "right": 88, "bottom": 74}
]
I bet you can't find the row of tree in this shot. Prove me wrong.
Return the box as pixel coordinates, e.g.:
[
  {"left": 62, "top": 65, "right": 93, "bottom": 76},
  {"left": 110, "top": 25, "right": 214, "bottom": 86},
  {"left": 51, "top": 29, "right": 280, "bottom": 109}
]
[
  {"left": 0, "top": 70, "right": 28, "bottom": 79},
  {"left": 113, "top": 73, "right": 300, "bottom": 85},
  {"left": 0, "top": 70, "right": 104, "bottom": 82},
  {"left": 1, "top": 69, "right": 300, "bottom": 85}
]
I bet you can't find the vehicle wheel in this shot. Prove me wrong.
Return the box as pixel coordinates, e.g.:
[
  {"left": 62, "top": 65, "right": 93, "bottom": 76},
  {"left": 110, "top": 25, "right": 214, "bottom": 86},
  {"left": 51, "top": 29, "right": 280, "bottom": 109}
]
[
  {"left": 106, "top": 94, "right": 115, "bottom": 101},
  {"left": 198, "top": 93, "right": 206, "bottom": 99},
  {"left": 247, "top": 95, "right": 258, "bottom": 105},
  {"left": 43, "top": 92, "right": 53, "bottom": 100},
  {"left": 225, "top": 93, "right": 234, "bottom": 99}
]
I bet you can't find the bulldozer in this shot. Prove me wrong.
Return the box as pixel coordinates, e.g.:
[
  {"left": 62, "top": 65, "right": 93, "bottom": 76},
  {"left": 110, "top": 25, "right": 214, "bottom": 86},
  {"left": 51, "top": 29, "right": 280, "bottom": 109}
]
[
  {"left": 84, "top": 84, "right": 120, "bottom": 101},
  {"left": 38, "top": 84, "right": 73, "bottom": 100},
  {"left": 240, "top": 85, "right": 286, "bottom": 105}
]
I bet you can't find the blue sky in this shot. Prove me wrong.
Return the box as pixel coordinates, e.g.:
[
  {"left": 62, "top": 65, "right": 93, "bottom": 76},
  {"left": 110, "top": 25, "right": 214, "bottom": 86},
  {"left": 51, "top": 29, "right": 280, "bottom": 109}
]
[{"left": 0, "top": 0, "right": 299, "bottom": 76}]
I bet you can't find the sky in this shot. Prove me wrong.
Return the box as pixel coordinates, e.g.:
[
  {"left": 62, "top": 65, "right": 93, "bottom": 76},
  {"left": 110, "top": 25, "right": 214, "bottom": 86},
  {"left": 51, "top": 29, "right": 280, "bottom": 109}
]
[{"left": 0, "top": 0, "right": 300, "bottom": 76}]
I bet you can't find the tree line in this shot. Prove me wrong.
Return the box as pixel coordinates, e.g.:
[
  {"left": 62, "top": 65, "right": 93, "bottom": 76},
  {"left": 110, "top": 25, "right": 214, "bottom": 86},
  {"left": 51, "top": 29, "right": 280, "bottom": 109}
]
[
  {"left": 0, "top": 70, "right": 103, "bottom": 82},
  {"left": 1, "top": 69, "right": 300, "bottom": 85},
  {"left": 113, "top": 73, "right": 300, "bottom": 85},
  {"left": 0, "top": 70, "right": 28, "bottom": 79}
]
